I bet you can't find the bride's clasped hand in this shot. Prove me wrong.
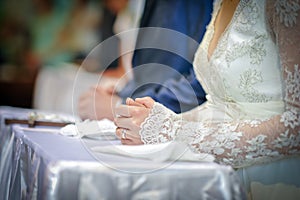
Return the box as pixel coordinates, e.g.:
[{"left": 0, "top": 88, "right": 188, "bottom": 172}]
[{"left": 114, "top": 97, "right": 155, "bottom": 145}]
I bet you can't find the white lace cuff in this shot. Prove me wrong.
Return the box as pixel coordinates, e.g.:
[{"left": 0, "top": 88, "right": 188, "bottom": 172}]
[{"left": 139, "top": 102, "right": 179, "bottom": 144}]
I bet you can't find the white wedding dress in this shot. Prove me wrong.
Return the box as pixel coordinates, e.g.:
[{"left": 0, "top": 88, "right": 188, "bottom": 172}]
[{"left": 139, "top": 0, "right": 300, "bottom": 168}]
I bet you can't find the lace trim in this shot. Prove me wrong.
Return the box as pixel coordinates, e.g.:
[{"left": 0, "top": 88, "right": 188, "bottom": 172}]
[
  {"left": 226, "top": 34, "right": 268, "bottom": 65},
  {"left": 235, "top": 1, "right": 260, "bottom": 33},
  {"left": 280, "top": 107, "right": 300, "bottom": 129},
  {"left": 139, "top": 102, "right": 179, "bottom": 144},
  {"left": 239, "top": 68, "right": 271, "bottom": 103},
  {"left": 275, "top": 0, "right": 300, "bottom": 27},
  {"left": 140, "top": 102, "right": 300, "bottom": 167},
  {"left": 285, "top": 64, "right": 300, "bottom": 103}
]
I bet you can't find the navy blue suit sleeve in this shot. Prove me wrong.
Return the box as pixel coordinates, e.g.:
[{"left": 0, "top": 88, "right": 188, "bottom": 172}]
[
  {"left": 119, "top": 69, "right": 206, "bottom": 113},
  {"left": 118, "top": 0, "right": 212, "bottom": 113},
  {"left": 150, "top": 70, "right": 206, "bottom": 113}
]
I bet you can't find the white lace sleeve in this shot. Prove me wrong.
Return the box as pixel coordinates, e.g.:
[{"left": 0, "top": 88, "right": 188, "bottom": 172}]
[{"left": 139, "top": 0, "right": 300, "bottom": 168}]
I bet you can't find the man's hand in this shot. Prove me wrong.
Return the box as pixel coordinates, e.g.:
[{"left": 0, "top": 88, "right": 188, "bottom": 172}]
[{"left": 78, "top": 86, "right": 121, "bottom": 121}]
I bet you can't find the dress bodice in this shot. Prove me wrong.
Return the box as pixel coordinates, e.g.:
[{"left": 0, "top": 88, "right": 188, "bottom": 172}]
[{"left": 193, "top": 0, "right": 284, "bottom": 120}]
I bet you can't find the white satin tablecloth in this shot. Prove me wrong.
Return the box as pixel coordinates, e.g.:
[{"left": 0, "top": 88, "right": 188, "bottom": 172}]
[{"left": 0, "top": 107, "right": 245, "bottom": 200}]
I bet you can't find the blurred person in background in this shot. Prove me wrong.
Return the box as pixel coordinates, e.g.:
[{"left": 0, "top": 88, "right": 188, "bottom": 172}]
[
  {"left": 0, "top": 0, "right": 135, "bottom": 110},
  {"left": 33, "top": 0, "right": 144, "bottom": 113},
  {"left": 29, "top": 0, "right": 102, "bottom": 68},
  {"left": 0, "top": 0, "right": 37, "bottom": 81},
  {"left": 78, "top": 0, "right": 213, "bottom": 120}
]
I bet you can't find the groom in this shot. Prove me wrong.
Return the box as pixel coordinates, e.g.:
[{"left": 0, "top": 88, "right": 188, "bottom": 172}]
[{"left": 78, "top": 0, "right": 212, "bottom": 120}]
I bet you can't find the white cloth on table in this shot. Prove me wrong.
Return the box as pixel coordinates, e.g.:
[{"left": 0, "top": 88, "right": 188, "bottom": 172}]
[
  {"left": 92, "top": 141, "right": 215, "bottom": 163},
  {"left": 60, "top": 119, "right": 117, "bottom": 140}
]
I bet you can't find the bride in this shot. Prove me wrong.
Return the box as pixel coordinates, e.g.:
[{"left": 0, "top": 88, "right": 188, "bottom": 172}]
[{"left": 114, "top": 0, "right": 300, "bottom": 168}]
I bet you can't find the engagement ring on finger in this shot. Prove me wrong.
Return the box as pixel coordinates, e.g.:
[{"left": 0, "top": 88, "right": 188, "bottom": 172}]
[{"left": 121, "top": 129, "right": 127, "bottom": 139}]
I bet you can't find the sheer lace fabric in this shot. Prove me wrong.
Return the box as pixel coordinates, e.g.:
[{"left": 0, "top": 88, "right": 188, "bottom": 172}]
[{"left": 139, "top": 0, "right": 300, "bottom": 168}]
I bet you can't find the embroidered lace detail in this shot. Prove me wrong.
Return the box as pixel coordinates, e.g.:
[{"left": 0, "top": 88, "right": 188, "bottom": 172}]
[
  {"left": 239, "top": 69, "right": 271, "bottom": 103},
  {"left": 139, "top": 102, "right": 179, "bottom": 144},
  {"left": 140, "top": 101, "right": 300, "bottom": 168},
  {"left": 275, "top": 0, "right": 300, "bottom": 27},
  {"left": 285, "top": 64, "right": 300, "bottom": 103},
  {"left": 241, "top": 119, "right": 264, "bottom": 127},
  {"left": 235, "top": 1, "right": 260, "bottom": 32},
  {"left": 226, "top": 34, "right": 267, "bottom": 65},
  {"left": 272, "top": 129, "right": 300, "bottom": 153},
  {"left": 280, "top": 107, "right": 300, "bottom": 129}
]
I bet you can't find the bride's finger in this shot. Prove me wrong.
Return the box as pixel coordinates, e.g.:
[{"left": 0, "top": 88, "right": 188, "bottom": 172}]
[
  {"left": 115, "top": 127, "right": 123, "bottom": 139},
  {"left": 115, "top": 127, "right": 141, "bottom": 140},
  {"left": 126, "top": 97, "right": 145, "bottom": 107},
  {"left": 135, "top": 97, "right": 155, "bottom": 108},
  {"left": 121, "top": 138, "right": 143, "bottom": 145},
  {"left": 114, "top": 117, "right": 134, "bottom": 130},
  {"left": 115, "top": 105, "right": 131, "bottom": 117}
]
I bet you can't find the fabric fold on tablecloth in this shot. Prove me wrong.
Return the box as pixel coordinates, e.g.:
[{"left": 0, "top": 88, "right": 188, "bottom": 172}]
[
  {"left": 60, "top": 119, "right": 117, "bottom": 140},
  {"left": 91, "top": 141, "right": 215, "bottom": 162}
]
